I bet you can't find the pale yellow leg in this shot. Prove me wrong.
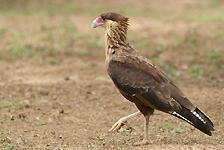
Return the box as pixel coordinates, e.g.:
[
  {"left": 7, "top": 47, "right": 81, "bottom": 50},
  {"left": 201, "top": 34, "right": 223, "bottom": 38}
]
[
  {"left": 134, "top": 113, "right": 151, "bottom": 146},
  {"left": 108, "top": 111, "right": 141, "bottom": 133}
]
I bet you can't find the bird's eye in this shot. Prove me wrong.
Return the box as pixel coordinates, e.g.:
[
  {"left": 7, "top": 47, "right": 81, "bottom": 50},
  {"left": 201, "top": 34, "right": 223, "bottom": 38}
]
[{"left": 102, "top": 16, "right": 106, "bottom": 21}]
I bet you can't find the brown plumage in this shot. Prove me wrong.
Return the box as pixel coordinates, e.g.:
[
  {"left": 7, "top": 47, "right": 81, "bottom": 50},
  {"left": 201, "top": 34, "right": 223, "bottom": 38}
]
[{"left": 92, "top": 12, "right": 214, "bottom": 145}]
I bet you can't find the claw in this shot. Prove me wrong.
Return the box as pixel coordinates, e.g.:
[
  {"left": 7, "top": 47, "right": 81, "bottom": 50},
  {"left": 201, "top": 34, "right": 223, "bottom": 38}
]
[
  {"left": 134, "top": 139, "right": 150, "bottom": 146},
  {"left": 108, "top": 118, "right": 128, "bottom": 133},
  {"left": 108, "top": 111, "right": 141, "bottom": 133}
]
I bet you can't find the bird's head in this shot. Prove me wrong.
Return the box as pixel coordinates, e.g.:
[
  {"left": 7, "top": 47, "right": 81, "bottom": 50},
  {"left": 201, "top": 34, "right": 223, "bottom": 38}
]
[
  {"left": 92, "top": 12, "right": 130, "bottom": 48},
  {"left": 91, "top": 12, "right": 129, "bottom": 30}
]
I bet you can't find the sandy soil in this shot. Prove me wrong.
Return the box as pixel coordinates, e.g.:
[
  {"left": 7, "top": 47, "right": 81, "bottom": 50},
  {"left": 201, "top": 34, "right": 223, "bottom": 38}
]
[{"left": 0, "top": 0, "right": 223, "bottom": 149}]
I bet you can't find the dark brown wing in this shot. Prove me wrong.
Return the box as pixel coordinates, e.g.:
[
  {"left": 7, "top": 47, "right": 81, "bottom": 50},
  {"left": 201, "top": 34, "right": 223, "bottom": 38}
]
[
  {"left": 107, "top": 55, "right": 196, "bottom": 112},
  {"left": 108, "top": 54, "right": 215, "bottom": 136}
]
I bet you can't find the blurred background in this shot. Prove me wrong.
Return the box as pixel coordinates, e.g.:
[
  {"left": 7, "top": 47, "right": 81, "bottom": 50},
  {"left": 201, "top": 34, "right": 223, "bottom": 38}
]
[
  {"left": 0, "top": 0, "right": 223, "bottom": 149},
  {"left": 0, "top": 0, "right": 223, "bottom": 79}
]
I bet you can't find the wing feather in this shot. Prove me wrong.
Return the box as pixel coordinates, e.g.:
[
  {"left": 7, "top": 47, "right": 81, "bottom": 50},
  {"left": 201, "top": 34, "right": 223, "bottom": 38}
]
[{"left": 108, "top": 55, "right": 195, "bottom": 112}]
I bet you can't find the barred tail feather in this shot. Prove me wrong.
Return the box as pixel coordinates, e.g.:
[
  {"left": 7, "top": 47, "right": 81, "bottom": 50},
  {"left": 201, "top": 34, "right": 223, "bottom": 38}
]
[{"left": 171, "top": 107, "right": 215, "bottom": 136}]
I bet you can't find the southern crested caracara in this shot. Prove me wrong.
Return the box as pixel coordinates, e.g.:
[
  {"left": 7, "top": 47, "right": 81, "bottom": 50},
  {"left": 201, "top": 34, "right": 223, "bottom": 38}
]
[{"left": 91, "top": 12, "right": 215, "bottom": 145}]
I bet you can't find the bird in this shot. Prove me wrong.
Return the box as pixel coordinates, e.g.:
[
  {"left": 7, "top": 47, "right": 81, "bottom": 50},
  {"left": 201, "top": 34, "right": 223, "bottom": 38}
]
[{"left": 91, "top": 12, "right": 215, "bottom": 145}]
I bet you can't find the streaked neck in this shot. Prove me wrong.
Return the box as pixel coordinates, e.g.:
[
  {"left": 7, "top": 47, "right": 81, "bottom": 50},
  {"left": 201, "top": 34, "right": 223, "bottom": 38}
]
[{"left": 104, "top": 23, "right": 129, "bottom": 59}]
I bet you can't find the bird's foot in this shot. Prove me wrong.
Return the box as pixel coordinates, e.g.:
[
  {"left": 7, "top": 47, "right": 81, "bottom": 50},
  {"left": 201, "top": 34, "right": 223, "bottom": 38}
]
[
  {"left": 108, "top": 117, "right": 131, "bottom": 133},
  {"left": 134, "top": 139, "right": 150, "bottom": 146}
]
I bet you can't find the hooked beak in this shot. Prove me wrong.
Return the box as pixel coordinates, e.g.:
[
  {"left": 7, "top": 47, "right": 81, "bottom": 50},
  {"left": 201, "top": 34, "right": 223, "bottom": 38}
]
[
  {"left": 91, "top": 16, "right": 106, "bottom": 28},
  {"left": 91, "top": 19, "right": 98, "bottom": 28}
]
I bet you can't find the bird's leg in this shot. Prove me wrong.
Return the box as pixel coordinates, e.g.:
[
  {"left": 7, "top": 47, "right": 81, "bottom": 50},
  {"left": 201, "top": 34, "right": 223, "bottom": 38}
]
[
  {"left": 108, "top": 111, "right": 141, "bottom": 133},
  {"left": 134, "top": 112, "right": 152, "bottom": 146}
]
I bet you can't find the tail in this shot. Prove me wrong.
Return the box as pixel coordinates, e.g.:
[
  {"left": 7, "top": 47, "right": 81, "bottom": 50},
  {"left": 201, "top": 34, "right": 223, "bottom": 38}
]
[{"left": 170, "top": 107, "right": 215, "bottom": 136}]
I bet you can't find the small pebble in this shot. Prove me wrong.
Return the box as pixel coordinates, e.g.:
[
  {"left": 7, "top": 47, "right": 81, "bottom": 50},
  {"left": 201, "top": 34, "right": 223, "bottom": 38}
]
[
  {"left": 38, "top": 90, "right": 49, "bottom": 96},
  {"left": 59, "top": 109, "right": 64, "bottom": 114},
  {"left": 51, "top": 131, "right": 55, "bottom": 134},
  {"left": 11, "top": 115, "right": 15, "bottom": 121},
  {"left": 34, "top": 134, "right": 40, "bottom": 137},
  {"left": 65, "top": 76, "right": 70, "bottom": 80},
  {"left": 52, "top": 95, "right": 57, "bottom": 100},
  {"left": 24, "top": 100, "right": 30, "bottom": 108},
  {"left": 19, "top": 112, "right": 26, "bottom": 118}
]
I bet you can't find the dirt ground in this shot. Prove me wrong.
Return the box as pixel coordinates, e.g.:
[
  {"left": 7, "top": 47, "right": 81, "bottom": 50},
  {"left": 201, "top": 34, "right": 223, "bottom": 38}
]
[{"left": 0, "top": 0, "right": 223, "bottom": 149}]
